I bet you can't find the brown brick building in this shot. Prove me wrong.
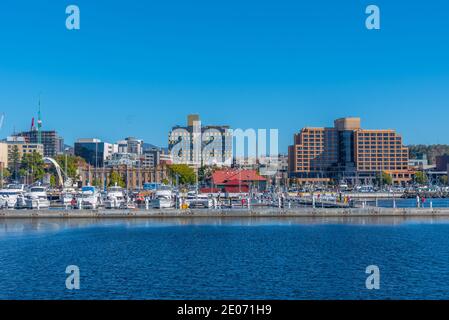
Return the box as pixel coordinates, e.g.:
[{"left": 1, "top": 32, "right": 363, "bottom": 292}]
[
  {"left": 79, "top": 165, "right": 169, "bottom": 190},
  {"left": 288, "top": 118, "right": 413, "bottom": 185}
]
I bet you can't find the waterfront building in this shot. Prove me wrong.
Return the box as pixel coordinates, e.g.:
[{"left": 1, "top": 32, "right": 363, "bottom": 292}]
[
  {"left": 117, "top": 137, "right": 144, "bottom": 155},
  {"left": 63, "top": 145, "right": 75, "bottom": 156},
  {"left": 5, "top": 136, "right": 44, "bottom": 168},
  {"left": 142, "top": 147, "right": 172, "bottom": 168},
  {"left": 288, "top": 117, "right": 412, "bottom": 185},
  {"left": 436, "top": 155, "right": 449, "bottom": 172},
  {"left": 74, "top": 138, "right": 118, "bottom": 167},
  {"left": 168, "top": 115, "right": 233, "bottom": 168},
  {"left": 142, "top": 150, "right": 158, "bottom": 168},
  {"left": 421, "top": 167, "right": 448, "bottom": 185},
  {"left": 0, "top": 142, "right": 8, "bottom": 172},
  {"left": 208, "top": 169, "right": 267, "bottom": 192},
  {"left": 13, "top": 130, "right": 63, "bottom": 158},
  {"left": 409, "top": 154, "right": 435, "bottom": 170},
  {"left": 79, "top": 164, "right": 169, "bottom": 190},
  {"left": 104, "top": 153, "right": 140, "bottom": 167},
  {"left": 266, "top": 154, "right": 289, "bottom": 187}
]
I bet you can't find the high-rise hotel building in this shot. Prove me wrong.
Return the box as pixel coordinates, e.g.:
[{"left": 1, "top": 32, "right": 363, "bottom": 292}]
[{"left": 288, "top": 118, "right": 412, "bottom": 185}]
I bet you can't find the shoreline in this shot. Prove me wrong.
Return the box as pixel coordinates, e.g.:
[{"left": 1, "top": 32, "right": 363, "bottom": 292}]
[{"left": 2, "top": 207, "right": 449, "bottom": 219}]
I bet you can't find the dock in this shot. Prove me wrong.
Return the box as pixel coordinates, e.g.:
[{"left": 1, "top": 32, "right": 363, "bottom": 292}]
[{"left": 2, "top": 207, "right": 449, "bottom": 218}]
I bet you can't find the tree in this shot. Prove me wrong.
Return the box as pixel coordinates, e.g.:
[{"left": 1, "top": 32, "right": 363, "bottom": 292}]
[
  {"left": 2, "top": 168, "right": 11, "bottom": 179},
  {"left": 10, "top": 145, "right": 21, "bottom": 180},
  {"left": 20, "top": 151, "right": 45, "bottom": 183},
  {"left": 18, "top": 168, "right": 27, "bottom": 180},
  {"left": 198, "top": 165, "right": 218, "bottom": 184},
  {"left": 49, "top": 174, "right": 57, "bottom": 187},
  {"left": 439, "top": 175, "right": 448, "bottom": 186},
  {"left": 408, "top": 145, "right": 449, "bottom": 165},
  {"left": 108, "top": 171, "right": 125, "bottom": 188},
  {"left": 414, "top": 171, "right": 428, "bottom": 185},
  {"left": 92, "top": 178, "right": 103, "bottom": 188},
  {"left": 168, "top": 164, "right": 196, "bottom": 186},
  {"left": 381, "top": 171, "right": 393, "bottom": 186},
  {"left": 1, "top": 167, "right": 11, "bottom": 187},
  {"left": 54, "top": 154, "right": 86, "bottom": 181}
]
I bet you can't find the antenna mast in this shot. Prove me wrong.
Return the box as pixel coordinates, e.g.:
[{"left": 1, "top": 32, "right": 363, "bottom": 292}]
[{"left": 37, "top": 94, "right": 42, "bottom": 144}]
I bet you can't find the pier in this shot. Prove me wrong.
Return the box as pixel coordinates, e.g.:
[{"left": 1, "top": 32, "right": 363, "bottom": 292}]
[{"left": 2, "top": 207, "right": 449, "bottom": 218}]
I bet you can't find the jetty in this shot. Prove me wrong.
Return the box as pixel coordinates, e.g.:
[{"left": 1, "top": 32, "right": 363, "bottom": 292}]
[{"left": 2, "top": 207, "right": 449, "bottom": 219}]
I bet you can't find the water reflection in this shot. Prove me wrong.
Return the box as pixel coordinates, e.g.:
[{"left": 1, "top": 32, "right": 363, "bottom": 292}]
[{"left": 2, "top": 216, "right": 449, "bottom": 237}]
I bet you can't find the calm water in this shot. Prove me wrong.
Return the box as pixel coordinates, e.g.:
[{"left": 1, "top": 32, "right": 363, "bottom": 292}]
[
  {"left": 375, "top": 198, "right": 449, "bottom": 208},
  {"left": 1, "top": 217, "right": 449, "bottom": 300}
]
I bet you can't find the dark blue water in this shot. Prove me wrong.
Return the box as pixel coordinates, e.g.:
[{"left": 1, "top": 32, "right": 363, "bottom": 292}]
[
  {"left": 1, "top": 217, "right": 449, "bottom": 300},
  {"left": 374, "top": 198, "right": 449, "bottom": 208}
]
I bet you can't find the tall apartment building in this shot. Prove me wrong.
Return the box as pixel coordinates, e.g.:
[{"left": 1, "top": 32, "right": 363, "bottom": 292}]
[
  {"left": 13, "top": 130, "right": 63, "bottom": 158},
  {"left": 288, "top": 117, "right": 412, "bottom": 185},
  {"left": 4, "top": 136, "right": 44, "bottom": 168},
  {"left": 168, "top": 115, "right": 233, "bottom": 168}
]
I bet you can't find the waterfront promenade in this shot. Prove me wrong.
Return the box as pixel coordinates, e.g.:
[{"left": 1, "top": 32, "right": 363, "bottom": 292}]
[{"left": 2, "top": 207, "right": 449, "bottom": 218}]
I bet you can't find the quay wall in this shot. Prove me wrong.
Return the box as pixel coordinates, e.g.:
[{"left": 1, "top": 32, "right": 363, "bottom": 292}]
[{"left": 2, "top": 208, "right": 449, "bottom": 218}]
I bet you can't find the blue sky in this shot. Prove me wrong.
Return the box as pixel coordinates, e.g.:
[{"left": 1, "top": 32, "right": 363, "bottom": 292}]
[{"left": 1, "top": 0, "right": 448, "bottom": 152}]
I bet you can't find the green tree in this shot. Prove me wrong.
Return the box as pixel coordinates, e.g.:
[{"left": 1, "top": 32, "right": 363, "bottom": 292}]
[
  {"left": 2, "top": 167, "right": 11, "bottom": 179},
  {"left": 54, "top": 154, "right": 86, "bottom": 181},
  {"left": 20, "top": 151, "right": 45, "bottom": 183},
  {"left": 10, "top": 145, "right": 21, "bottom": 180},
  {"left": 18, "top": 168, "right": 27, "bottom": 180},
  {"left": 439, "top": 175, "right": 448, "bottom": 186},
  {"left": 92, "top": 178, "right": 103, "bottom": 188},
  {"left": 168, "top": 164, "right": 196, "bottom": 186},
  {"left": 381, "top": 171, "right": 393, "bottom": 186},
  {"left": 108, "top": 171, "right": 125, "bottom": 188},
  {"left": 1, "top": 167, "right": 11, "bottom": 187},
  {"left": 414, "top": 171, "right": 428, "bottom": 185},
  {"left": 198, "top": 165, "right": 218, "bottom": 184},
  {"left": 49, "top": 174, "right": 57, "bottom": 188}
]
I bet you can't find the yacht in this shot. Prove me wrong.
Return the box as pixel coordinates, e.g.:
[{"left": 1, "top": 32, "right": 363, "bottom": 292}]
[
  {"left": 23, "top": 186, "right": 51, "bottom": 209},
  {"left": 60, "top": 188, "right": 77, "bottom": 206},
  {"left": 0, "top": 184, "right": 26, "bottom": 209},
  {"left": 186, "top": 194, "right": 214, "bottom": 208},
  {"left": 151, "top": 187, "right": 174, "bottom": 209},
  {"left": 77, "top": 186, "right": 101, "bottom": 209},
  {"left": 104, "top": 185, "right": 126, "bottom": 209}
]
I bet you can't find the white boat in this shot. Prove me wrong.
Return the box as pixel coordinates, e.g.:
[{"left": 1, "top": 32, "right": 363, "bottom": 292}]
[
  {"left": 77, "top": 186, "right": 101, "bottom": 209},
  {"left": 60, "top": 188, "right": 77, "bottom": 206},
  {"left": 186, "top": 194, "right": 214, "bottom": 208},
  {"left": 24, "top": 186, "right": 51, "bottom": 209},
  {"left": 0, "top": 184, "right": 26, "bottom": 209},
  {"left": 151, "top": 188, "right": 174, "bottom": 209},
  {"left": 104, "top": 186, "right": 126, "bottom": 209}
]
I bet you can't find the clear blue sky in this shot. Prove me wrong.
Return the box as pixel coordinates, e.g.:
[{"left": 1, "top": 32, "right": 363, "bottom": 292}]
[{"left": 1, "top": 0, "right": 448, "bottom": 152}]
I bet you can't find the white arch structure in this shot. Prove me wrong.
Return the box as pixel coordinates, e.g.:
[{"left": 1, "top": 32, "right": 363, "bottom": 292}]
[{"left": 43, "top": 157, "right": 73, "bottom": 188}]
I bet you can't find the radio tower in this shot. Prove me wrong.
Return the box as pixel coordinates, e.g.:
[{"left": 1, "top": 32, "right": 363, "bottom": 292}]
[{"left": 37, "top": 95, "right": 42, "bottom": 145}]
